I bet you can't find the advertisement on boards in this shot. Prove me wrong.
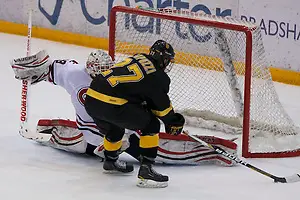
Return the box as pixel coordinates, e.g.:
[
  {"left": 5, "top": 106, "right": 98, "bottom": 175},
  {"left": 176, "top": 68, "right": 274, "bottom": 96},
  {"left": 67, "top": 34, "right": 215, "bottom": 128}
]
[
  {"left": 239, "top": 0, "right": 300, "bottom": 71},
  {"left": 32, "top": 0, "right": 238, "bottom": 38},
  {"left": 0, "top": 0, "right": 299, "bottom": 71}
]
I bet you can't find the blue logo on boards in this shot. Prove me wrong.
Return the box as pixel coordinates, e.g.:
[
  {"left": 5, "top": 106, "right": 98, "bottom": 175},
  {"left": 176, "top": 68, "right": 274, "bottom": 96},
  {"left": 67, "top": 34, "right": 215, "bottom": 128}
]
[{"left": 38, "top": 0, "right": 232, "bottom": 43}]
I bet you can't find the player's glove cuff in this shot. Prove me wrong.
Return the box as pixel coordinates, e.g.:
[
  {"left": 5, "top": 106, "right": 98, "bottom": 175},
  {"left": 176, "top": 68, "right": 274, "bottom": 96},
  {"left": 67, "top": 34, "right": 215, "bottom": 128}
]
[
  {"left": 165, "top": 113, "right": 185, "bottom": 135},
  {"left": 165, "top": 125, "right": 184, "bottom": 135}
]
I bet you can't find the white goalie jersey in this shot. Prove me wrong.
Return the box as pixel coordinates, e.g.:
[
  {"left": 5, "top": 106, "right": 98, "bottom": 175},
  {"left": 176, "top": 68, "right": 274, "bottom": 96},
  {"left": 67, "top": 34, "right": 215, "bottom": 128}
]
[{"left": 48, "top": 59, "right": 103, "bottom": 146}]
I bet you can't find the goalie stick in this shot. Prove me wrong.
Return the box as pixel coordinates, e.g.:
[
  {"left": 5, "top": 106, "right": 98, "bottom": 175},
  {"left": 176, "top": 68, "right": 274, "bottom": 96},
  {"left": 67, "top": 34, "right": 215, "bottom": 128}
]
[
  {"left": 183, "top": 131, "right": 300, "bottom": 183},
  {"left": 18, "top": 9, "right": 52, "bottom": 142}
]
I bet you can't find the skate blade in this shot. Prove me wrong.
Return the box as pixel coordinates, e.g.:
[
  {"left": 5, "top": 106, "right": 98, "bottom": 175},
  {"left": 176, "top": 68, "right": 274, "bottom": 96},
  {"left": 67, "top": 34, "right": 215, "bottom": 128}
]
[
  {"left": 137, "top": 178, "right": 168, "bottom": 188},
  {"left": 103, "top": 170, "right": 133, "bottom": 175}
]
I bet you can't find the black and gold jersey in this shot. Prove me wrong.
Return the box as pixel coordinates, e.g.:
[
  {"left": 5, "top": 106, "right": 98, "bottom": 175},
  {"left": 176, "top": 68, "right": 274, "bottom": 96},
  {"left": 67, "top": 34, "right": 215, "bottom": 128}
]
[{"left": 87, "top": 53, "right": 175, "bottom": 123}]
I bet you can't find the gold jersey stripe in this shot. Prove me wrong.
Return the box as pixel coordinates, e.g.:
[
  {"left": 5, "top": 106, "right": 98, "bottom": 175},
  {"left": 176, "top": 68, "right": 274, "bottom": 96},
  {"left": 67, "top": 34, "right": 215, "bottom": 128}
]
[
  {"left": 86, "top": 88, "right": 128, "bottom": 105},
  {"left": 151, "top": 105, "right": 173, "bottom": 117},
  {"left": 140, "top": 134, "right": 159, "bottom": 148}
]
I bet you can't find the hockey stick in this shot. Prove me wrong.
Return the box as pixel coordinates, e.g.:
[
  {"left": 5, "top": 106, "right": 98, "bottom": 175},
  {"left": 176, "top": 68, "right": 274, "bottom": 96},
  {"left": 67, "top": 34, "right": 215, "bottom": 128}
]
[
  {"left": 183, "top": 131, "right": 300, "bottom": 183},
  {"left": 18, "top": 9, "right": 52, "bottom": 142}
]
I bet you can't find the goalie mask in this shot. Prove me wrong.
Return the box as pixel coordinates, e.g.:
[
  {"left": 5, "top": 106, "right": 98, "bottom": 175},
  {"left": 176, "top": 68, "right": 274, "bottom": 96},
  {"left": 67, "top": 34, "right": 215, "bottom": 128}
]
[
  {"left": 86, "top": 50, "right": 114, "bottom": 77},
  {"left": 149, "top": 40, "right": 175, "bottom": 72}
]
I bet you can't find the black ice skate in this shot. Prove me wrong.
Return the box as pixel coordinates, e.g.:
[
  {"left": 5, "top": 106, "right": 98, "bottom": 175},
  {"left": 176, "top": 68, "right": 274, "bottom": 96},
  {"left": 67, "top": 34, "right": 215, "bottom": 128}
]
[
  {"left": 137, "top": 164, "right": 168, "bottom": 188},
  {"left": 103, "top": 160, "right": 134, "bottom": 174}
]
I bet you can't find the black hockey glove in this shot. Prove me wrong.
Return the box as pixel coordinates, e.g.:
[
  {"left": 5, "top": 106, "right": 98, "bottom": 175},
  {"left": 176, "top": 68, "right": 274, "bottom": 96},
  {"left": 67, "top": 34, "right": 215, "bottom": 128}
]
[
  {"left": 141, "top": 101, "right": 150, "bottom": 112},
  {"left": 165, "top": 113, "right": 185, "bottom": 135}
]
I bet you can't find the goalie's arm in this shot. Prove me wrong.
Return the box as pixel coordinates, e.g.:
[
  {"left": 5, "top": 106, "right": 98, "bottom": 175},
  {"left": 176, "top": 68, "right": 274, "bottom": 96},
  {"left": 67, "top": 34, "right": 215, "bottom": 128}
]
[{"left": 49, "top": 59, "right": 79, "bottom": 86}]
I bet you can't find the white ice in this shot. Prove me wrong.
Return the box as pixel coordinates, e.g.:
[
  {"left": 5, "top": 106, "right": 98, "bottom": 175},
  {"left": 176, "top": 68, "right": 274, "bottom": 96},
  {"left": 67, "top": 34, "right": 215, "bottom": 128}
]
[{"left": 1, "top": 32, "right": 300, "bottom": 200}]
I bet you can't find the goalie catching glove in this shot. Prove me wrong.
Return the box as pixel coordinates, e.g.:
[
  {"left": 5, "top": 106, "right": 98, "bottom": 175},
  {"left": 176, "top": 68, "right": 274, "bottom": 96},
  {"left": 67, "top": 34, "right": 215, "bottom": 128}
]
[
  {"left": 165, "top": 113, "right": 185, "bottom": 135},
  {"left": 10, "top": 50, "right": 52, "bottom": 84}
]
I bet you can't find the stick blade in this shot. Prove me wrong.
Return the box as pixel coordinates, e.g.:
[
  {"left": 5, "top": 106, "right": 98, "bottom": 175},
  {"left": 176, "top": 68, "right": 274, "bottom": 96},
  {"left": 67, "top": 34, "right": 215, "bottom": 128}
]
[
  {"left": 274, "top": 174, "right": 300, "bottom": 183},
  {"left": 285, "top": 174, "right": 300, "bottom": 183}
]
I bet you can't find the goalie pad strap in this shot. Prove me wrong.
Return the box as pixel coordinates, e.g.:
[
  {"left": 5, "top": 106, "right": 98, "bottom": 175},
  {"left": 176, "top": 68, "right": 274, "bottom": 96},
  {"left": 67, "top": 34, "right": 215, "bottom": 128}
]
[{"left": 38, "top": 119, "right": 77, "bottom": 128}]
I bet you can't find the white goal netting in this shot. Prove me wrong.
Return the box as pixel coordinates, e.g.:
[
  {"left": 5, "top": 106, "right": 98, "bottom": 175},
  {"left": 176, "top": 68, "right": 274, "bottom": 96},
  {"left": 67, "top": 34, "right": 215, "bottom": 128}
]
[{"left": 109, "top": 6, "right": 300, "bottom": 157}]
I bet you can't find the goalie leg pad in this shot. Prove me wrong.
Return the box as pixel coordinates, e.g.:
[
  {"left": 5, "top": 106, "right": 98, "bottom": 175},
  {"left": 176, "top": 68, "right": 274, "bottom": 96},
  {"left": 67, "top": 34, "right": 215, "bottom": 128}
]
[
  {"left": 37, "top": 119, "right": 87, "bottom": 154},
  {"left": 156, "top": 133, "right": 237, "bottom": 166}
]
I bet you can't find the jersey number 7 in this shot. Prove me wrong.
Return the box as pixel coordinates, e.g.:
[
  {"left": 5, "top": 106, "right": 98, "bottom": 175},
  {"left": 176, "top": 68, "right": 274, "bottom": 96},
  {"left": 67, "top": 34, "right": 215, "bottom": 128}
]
[{"left": 101, "top": 55, "right": 155, "bottom": 87}]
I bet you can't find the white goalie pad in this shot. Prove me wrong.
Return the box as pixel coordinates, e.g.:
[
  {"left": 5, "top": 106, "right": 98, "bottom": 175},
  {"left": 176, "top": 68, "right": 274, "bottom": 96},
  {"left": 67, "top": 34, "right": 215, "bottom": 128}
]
[
  {"left": 36, "top": 119, "right": 87, "bottom": 154},
  {"left": 156, "top": 133, "right": 238, "bottom": 166}
]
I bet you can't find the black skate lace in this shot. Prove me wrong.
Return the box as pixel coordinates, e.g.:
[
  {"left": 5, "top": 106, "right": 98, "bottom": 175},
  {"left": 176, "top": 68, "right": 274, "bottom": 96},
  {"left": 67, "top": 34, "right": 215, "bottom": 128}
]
[{"left": 149, "top": 166, "right": 162, "bottom": 177}]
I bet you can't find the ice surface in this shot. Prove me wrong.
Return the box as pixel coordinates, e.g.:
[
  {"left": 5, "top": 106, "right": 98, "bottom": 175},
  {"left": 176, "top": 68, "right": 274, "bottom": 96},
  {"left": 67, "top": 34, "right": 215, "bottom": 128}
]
[{"left": 1, "top": 33, "right": 299, "bottom": 200}]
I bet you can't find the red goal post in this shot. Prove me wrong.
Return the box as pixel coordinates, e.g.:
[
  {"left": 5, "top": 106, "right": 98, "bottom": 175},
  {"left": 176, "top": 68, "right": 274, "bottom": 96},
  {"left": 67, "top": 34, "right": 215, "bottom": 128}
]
[{"left": 109, "top": 6, "right": 300, "bottom": 158}]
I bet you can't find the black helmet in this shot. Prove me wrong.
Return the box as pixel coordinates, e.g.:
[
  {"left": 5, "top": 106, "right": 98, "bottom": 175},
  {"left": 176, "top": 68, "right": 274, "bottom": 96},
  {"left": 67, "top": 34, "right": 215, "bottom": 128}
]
[{"left": 149, "top": 40, "right": 175, "bottom": 72}]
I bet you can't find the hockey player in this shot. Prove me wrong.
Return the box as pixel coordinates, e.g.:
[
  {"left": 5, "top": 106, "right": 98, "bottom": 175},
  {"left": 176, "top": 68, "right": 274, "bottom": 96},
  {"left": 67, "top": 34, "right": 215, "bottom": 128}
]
[
  {"left": 83, "top": 40, "right": 236, "bottom": 188},
  {"left": 10, "top": 48, "right": 237, "bottom": 185}
]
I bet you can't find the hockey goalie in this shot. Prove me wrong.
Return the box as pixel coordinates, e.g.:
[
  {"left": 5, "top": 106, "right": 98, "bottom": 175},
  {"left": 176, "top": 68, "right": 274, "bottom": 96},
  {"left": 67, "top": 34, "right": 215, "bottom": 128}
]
[{"left": 10, "top": 49, "right": 237, "bottom": 167}]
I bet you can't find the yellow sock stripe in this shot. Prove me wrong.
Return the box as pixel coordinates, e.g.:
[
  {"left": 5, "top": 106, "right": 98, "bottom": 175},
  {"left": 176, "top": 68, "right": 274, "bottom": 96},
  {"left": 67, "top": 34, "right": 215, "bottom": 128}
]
[
  {"left": 104, "top": 137, "right": 122, "bottom": 151},
  {"left": 140, "top": 134, "right": 159, "bottom": 148},
  {"left": 86, "top": 88, "right": 128, "bottom": 105}
]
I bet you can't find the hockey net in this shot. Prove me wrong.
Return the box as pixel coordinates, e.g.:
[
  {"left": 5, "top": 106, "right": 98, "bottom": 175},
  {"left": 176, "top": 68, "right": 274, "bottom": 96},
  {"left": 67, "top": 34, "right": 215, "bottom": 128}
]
[{"left": 109, "top": 6, "right": 300, "bottom": 158}]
